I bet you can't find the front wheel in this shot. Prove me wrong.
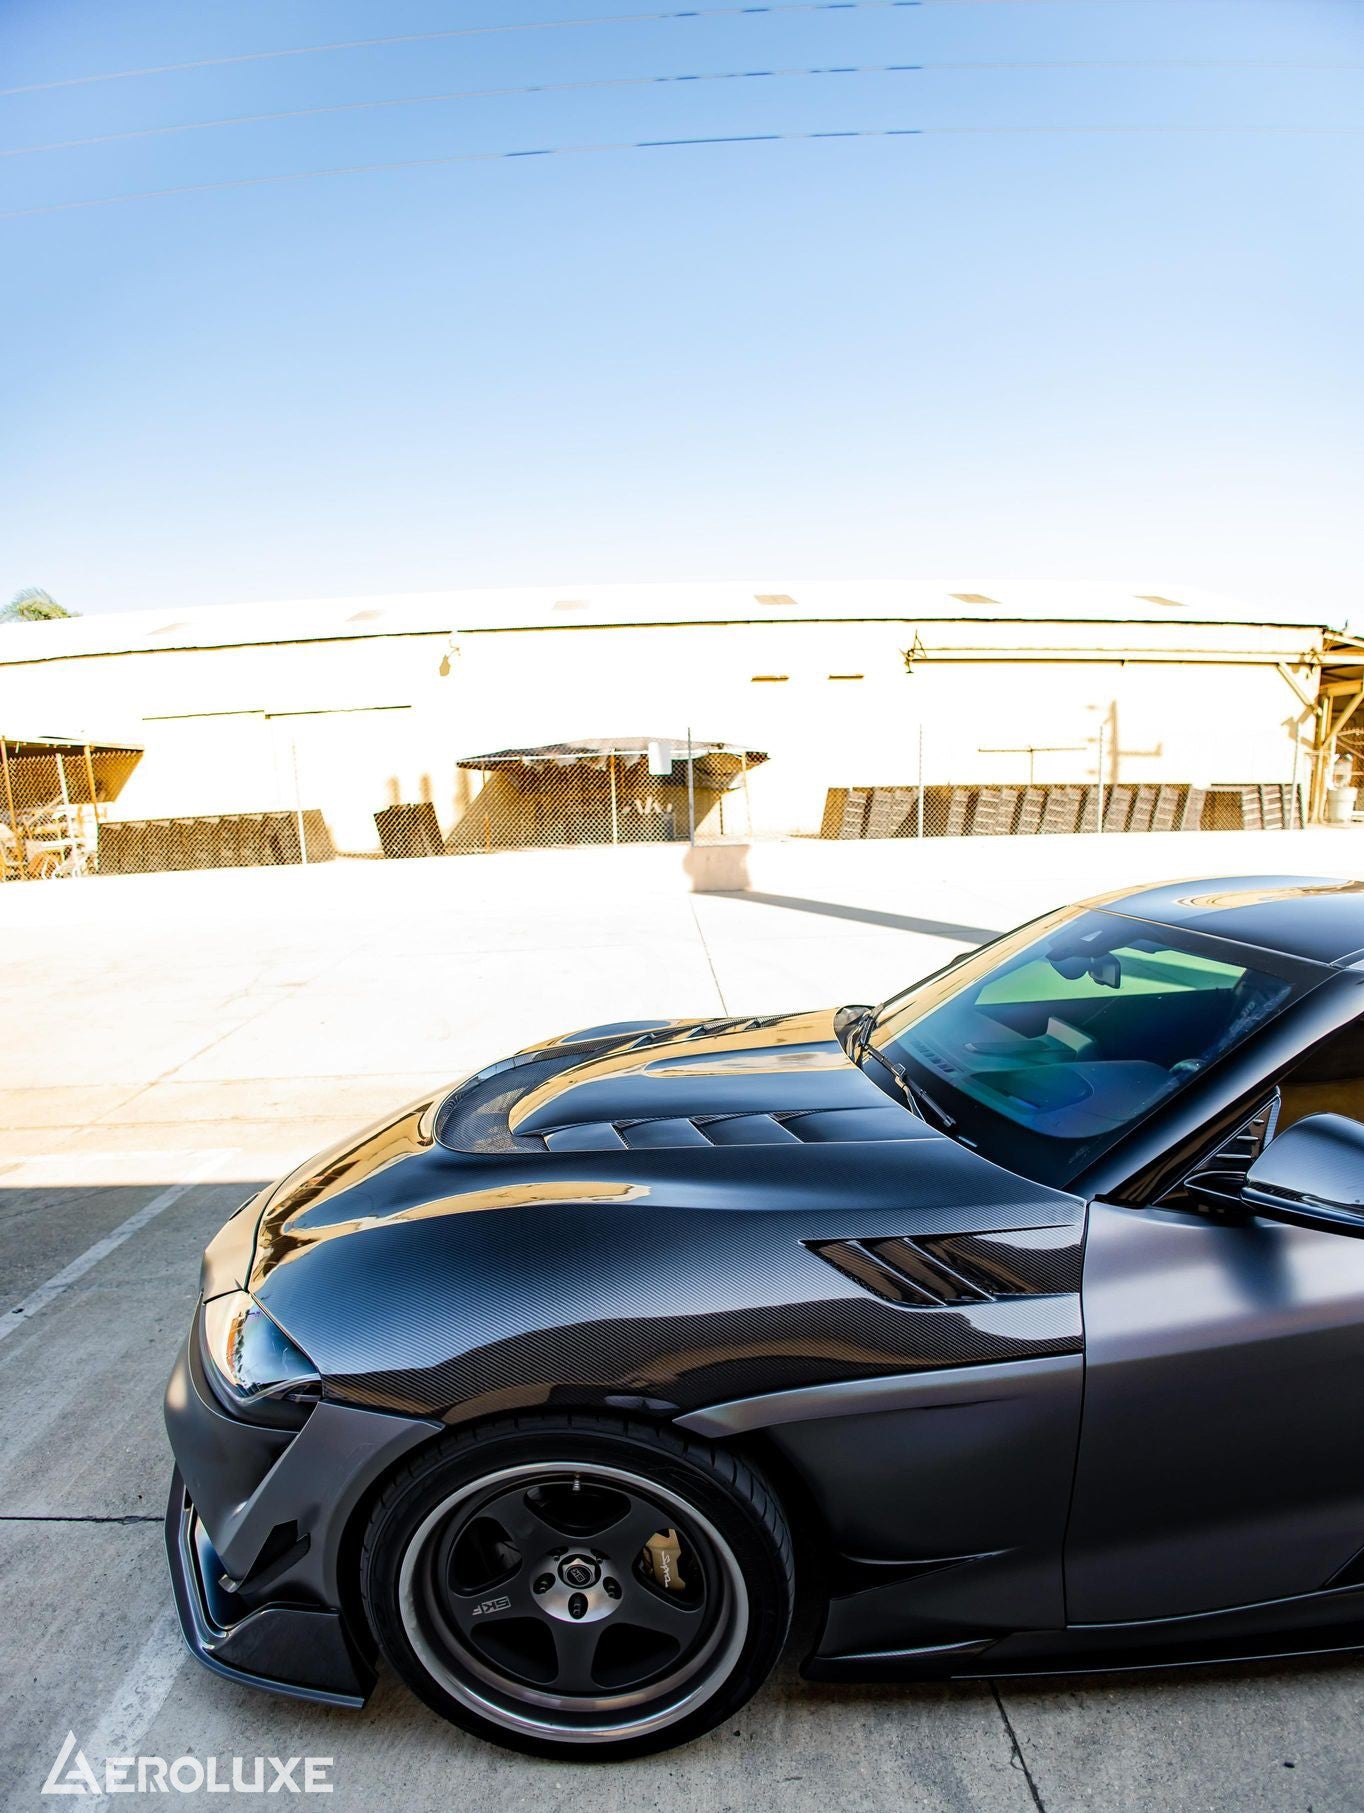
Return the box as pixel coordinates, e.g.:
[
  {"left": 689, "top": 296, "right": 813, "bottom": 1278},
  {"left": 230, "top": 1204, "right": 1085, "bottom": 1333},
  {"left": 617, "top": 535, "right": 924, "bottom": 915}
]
[{"left": 360, "top": 1414, "right": 793, "bottom": 1759}]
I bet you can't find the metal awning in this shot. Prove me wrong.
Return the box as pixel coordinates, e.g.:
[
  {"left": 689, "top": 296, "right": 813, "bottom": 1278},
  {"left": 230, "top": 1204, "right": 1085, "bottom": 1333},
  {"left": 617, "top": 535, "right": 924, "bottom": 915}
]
[
  {"left": 456, "top": 736, "right": 767, "bottom": 782},
  {"left": 0, "top": 733, "right": 144, "bottom": 804}
]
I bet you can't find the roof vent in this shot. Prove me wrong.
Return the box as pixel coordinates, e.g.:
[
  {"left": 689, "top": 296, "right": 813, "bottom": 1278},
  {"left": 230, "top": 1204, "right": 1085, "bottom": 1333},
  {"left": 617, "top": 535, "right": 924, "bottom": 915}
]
[
  {"left": 554, "top": 598, "right": 588, "bottom": 612},
  {"left": 950, "top": 593, "right": 998, "bottom": 606},
  {"left": 346, "top": 609, "right": 382, "bottom": 622},
  {"left": 1135, "top": 594, "right": 1186, "bottom": 608},
  {"left": 754, "top": 593, "right": 797, "bottom": 607}
]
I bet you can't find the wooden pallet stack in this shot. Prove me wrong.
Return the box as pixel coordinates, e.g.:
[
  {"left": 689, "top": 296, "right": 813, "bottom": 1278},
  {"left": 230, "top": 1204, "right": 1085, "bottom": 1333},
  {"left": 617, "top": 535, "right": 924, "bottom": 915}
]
[{"left": 820, "top": 782, "right": 1301, "bottom": 839}]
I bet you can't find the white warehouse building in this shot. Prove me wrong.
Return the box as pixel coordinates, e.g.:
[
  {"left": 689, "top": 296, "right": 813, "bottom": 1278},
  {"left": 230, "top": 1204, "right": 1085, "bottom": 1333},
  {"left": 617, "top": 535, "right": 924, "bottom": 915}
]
[{"left": 1, "top": 581, "right": 1360, "bottom": 869}]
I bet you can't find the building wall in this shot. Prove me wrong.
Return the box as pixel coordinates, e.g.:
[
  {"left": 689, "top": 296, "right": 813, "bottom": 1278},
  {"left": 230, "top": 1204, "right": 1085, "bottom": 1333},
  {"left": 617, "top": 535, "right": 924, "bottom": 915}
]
[
  {"left": 0, "top": 614, "right": 1320, "bottom": 848},
  {"left": 442, "top": 619, "right": 1315, "bottom": 837}
]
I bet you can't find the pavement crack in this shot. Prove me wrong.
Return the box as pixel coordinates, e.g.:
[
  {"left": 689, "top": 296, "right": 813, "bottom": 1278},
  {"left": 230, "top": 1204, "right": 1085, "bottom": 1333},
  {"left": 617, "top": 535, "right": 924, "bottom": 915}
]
[
  {"left": 991, "top": 1682, "right": 1047, "bottom": 1813},
  {"left": 0, "top": 1513, "right": 161, "bottom": 1524}
]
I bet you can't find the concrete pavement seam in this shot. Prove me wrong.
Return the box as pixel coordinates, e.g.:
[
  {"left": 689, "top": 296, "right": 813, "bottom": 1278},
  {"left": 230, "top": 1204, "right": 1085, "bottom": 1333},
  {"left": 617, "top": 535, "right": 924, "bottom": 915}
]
[
  {"left": 0, "top": 1148, "right": 234, "bottom": 1340},
  {"left": 1, "top": 1514, "right": 161, "bottom": 1524},
  {"left": 687, "top": 892, "right": 731, "bottom": 1015},
  {"left": 991, "top": 1682, "right": 1048, "bottom": 1813}
]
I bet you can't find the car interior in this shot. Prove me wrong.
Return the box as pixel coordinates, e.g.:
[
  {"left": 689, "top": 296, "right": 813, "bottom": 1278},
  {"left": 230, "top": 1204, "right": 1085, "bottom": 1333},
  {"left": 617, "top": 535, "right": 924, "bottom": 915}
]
[{"left": 900, "top": 934, "right": 1295, "bottom": 1140}]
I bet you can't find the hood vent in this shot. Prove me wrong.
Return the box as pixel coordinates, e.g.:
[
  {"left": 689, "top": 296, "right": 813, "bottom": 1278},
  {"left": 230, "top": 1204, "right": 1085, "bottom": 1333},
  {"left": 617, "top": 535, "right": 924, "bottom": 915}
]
[
  {"left": 616, "top": 1014, "right": 790, "bottom": 1053},
  {"left": 538, "top": 1104, "right": 922, "bottom": 1154},
  {"left": 807, "top": 1227, "right": 1081, "bottom": 1307}
]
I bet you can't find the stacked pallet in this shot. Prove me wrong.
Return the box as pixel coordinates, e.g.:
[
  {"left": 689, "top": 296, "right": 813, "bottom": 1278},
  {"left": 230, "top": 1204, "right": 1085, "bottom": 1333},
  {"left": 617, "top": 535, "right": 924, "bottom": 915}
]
[
  {"left": 820, "top": 783, "right": 1303, "bottom": 840},
  {"left": 97, "top": 810, "right": 332, "bottom": 873}
]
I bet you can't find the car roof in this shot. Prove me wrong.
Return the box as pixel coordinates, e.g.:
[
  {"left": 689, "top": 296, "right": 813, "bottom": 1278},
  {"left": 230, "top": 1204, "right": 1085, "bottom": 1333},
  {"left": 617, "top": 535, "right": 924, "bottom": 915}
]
[{"left": 1084, "top": 875, "right": 1364, "bottom": 966}]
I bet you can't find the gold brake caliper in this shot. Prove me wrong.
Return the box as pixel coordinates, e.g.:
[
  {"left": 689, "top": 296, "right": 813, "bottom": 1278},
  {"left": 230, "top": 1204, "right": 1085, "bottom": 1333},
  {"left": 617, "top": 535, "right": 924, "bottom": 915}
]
[{"left": 641, "top": 1527, "right": 687, "bottom": 1592}]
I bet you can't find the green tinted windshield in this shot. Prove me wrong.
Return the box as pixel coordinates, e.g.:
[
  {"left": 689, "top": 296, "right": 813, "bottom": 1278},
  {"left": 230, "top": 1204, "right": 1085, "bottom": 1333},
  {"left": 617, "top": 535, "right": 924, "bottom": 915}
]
[{"left": 869, "top": 908, "right": 1313, "bottom": 1187}]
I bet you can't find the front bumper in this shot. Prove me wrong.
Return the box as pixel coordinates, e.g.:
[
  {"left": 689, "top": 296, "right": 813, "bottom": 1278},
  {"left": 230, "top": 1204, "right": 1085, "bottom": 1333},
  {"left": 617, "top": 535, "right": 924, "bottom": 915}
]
[
  {"left": 163, "top": 1310, "right": 439, "bottom": 1707},
  {"left": 165, "top": 1469, "right": 372, "bottom": 1707}
]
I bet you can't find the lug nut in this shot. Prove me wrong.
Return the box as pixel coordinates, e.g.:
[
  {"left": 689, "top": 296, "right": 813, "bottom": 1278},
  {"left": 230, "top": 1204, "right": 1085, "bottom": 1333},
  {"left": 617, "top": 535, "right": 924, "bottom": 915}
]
[
  {"left": 568, "top": 1592, "right": 588, "bottom": 1620},
  {"left": 603, "top": 1577, "right": 621, "bottom": 1600},
  {"left": 533, "top": 1574, "right": 554, "bottom": 1595}
]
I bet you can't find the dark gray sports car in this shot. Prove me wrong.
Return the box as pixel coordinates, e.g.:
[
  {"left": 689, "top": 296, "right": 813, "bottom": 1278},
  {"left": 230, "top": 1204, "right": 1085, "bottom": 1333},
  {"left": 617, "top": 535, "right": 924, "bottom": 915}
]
[{"left": 166, "top": 874, "right": 1364, "bottom": 1758}]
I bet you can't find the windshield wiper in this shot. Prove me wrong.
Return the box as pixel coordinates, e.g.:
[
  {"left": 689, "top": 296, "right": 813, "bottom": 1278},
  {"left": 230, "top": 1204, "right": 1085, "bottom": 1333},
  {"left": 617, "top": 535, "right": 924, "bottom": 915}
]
[
  {"left": 858, "top": 1040, "right": 956, "bottom": 1132},
  {"left": 839, "top": 1004, "right": 876, "bottom": 1063}
]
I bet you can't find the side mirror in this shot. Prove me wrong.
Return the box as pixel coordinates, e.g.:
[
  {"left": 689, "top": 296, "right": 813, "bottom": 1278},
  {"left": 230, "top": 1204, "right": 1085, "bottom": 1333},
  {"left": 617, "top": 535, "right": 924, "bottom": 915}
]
[{"left": 1242, "top": 1113, "right": 1364, "bottom": 1239}]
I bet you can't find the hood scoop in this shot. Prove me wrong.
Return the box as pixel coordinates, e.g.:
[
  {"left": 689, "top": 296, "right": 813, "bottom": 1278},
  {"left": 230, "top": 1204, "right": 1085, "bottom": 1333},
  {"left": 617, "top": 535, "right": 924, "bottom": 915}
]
[{"left": 434, "top": 1007, "right": 928, "bottom": 1156}]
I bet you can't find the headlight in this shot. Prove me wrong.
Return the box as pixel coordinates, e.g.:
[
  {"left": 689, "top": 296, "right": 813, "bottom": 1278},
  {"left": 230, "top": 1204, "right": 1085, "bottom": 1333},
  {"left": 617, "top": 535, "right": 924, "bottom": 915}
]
[
  {"left": 199, "top": 1192, "right": 267, "bottom": 1300},
  {"left": 200, "top": 1292, "right": 320, "bottom": 1416}
]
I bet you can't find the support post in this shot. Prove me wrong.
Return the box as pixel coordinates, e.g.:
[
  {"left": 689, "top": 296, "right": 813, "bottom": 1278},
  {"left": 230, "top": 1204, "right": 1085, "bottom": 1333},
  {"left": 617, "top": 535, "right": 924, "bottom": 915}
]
[
  {"left": 290, "top": 738, "right": 308, "bottom": 866},
  {"left": 686, "top": 726, "right": 696, "bottom": 846},
  {"left": 82, "top": 743, "right": 99, "bottom": 864},
  {"left": 1095, "top": 721, "right": 1105, "bottom": 833},
  {"left": 53, "top": 751, "right": 75, "bottom": 877},
  {"left": 0, "top": 735, "right": 17, "bottom": 879},
  {"left": 608, "top": 752, "right": 619, "bottom": 845},
  {"left": 1310, "top": 699, "right": 1333, "bottom": 824},
  {"left": 916, "top": 724, "right": 925, "bottom": 839}
]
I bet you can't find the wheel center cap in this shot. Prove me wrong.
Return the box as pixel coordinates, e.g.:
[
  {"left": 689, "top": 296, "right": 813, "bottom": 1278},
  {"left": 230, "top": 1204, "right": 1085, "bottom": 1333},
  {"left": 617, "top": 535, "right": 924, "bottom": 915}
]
[{"left": 558, "top": 1554, "right": 599, "bottom": 1589}]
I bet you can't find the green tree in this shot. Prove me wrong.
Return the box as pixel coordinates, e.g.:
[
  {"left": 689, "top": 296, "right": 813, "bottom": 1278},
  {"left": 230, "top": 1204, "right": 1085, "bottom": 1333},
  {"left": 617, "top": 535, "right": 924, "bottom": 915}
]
[{"left": 1, "top": 587, "right": 77, "bottom": 623}]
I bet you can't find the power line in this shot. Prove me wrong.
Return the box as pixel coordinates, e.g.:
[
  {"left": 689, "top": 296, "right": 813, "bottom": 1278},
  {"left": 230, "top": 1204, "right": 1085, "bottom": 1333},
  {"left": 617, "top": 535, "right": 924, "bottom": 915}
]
[
  {"left": 0, "top": 130, "right": 919, "bottom": 219},
  {"left": 7, "top": 0, "right": 1337, "bottom": 99},
  {"left": 0, "top": 3, "right": 920, "bottom": 98},
  {"left": 6, "top": 61, "right": 1355, "bottom": 162},
  {"left": 4, "top": 122, "right": 1359, "bottom": 223},
  {"left": 0, "top": 65, "right": 922, "bottom": 158}
]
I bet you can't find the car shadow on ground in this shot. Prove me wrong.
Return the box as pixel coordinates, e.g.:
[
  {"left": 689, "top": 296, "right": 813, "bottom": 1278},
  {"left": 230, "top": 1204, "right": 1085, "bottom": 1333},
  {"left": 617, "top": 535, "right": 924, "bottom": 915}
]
[{"left": 707, "top": 889, "right": 1001, "bottom": 945}]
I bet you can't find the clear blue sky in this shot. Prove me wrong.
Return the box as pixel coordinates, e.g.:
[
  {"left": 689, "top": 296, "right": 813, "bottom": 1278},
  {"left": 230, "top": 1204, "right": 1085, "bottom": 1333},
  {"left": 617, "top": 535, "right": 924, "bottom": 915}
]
[{"left": 1, "top": 0, "right": 1361, "bottom": 620}]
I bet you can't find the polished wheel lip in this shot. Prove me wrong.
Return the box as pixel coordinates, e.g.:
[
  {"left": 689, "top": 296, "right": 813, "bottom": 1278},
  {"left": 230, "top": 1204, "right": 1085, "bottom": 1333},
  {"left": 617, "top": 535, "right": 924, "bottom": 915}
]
[{"left": 396, "top": 1460, "right": 750, "bottom": 1744}]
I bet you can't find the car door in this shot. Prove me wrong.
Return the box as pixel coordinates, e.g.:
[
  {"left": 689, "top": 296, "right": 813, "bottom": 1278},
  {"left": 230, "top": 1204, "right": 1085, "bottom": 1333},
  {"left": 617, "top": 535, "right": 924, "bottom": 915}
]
[{"left": 1064, "top": 1005, "right": 1364, "bottom": 1625}]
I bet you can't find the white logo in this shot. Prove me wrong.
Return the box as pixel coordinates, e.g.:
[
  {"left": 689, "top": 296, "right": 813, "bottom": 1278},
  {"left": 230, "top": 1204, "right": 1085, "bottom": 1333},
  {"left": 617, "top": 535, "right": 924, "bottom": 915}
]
[
  {"left": 43, "top": 1734, "right": 100, "bottom": 1797},
  {"left": 42, "top": 1731, "right": 334, "bottom": 1795}
]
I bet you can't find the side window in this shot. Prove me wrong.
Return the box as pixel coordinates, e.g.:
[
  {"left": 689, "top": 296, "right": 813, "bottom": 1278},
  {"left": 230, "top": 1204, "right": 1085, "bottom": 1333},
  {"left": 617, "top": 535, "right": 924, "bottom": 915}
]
[{"left": 1278, "top": 1015, "right": 1364, "bottom": 1132}]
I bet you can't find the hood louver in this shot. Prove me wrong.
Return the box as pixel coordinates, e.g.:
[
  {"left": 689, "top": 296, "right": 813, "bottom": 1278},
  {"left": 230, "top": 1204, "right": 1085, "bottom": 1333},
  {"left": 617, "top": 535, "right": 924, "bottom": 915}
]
[{"left": 539, "top": 1105, "right": 922, "bottom": 1154}]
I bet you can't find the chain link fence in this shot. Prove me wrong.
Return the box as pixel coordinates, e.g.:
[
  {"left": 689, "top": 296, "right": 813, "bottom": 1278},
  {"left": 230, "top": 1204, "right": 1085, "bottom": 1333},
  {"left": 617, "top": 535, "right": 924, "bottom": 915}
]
[
  {"left": 0, "top": 727, "right": 1319, "bottom": 883},
  {"left": 0, "top": 733, "right": 760, "bottom": 878},
  {"left": 0, "top": 737, "right": 138, "bottom": 881},
  {"left": 439, "top": 740, "right": 754, "bottom": 855},
  {"left": 1336, "top": 724, "right": 1364, "bottom": 791}
]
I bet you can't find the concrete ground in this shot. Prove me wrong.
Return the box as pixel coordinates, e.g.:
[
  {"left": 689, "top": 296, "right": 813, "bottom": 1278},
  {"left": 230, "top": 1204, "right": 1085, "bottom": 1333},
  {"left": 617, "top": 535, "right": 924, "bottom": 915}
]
[{"left": 3, "top": 832, "right": 1364, "bottom": 1811}]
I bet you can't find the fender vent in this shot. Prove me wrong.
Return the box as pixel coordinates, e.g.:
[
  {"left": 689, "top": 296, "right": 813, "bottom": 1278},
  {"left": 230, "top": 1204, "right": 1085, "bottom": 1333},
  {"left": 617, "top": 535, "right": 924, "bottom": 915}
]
[{"left": 806, "top": 1227, "right": 1080, "bottom": 1306}]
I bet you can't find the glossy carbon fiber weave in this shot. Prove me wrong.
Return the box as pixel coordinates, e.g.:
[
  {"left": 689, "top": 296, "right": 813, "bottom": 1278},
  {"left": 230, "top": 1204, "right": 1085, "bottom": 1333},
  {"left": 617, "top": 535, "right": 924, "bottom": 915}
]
[
  {"left": 247, "top": 1009, "right": 1085, "bottom": 1424},
  {"left": 255, "top": 1168, "right": 1083, "bottom": 1421},
  {"left": 324, "top": 1284, "right": 1081, "bottom": 1418}
]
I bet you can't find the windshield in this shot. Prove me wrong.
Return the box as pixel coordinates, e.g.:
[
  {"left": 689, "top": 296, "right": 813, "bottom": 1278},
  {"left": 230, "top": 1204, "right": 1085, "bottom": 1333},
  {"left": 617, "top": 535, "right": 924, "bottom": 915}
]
[{"left": 867, "top": 907, "right": 1314, "bottom": 1188}]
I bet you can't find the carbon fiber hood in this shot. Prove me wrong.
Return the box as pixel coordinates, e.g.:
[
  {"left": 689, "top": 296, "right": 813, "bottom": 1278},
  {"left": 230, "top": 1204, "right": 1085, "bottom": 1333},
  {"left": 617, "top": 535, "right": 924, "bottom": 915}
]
[
  {"left": 242, "top": 1009, "right": 928, "bottom": 1292},
  {"left": 438, "top": 1008, "right": 912, "bottom": 1154},
  {"left": 237, "top": 1007, "right": 1083, "bottom": 1421}
]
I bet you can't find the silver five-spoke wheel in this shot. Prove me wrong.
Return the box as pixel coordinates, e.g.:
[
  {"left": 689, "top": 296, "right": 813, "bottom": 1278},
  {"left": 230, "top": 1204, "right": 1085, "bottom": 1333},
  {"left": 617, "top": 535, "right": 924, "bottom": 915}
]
[{"left": 362, "top": 1418, "right": 793, "bottom": 1759}]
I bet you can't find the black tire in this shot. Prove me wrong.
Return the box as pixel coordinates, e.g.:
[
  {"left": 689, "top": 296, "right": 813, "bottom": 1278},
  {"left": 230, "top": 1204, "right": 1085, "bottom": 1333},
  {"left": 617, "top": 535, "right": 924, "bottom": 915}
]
[{"left": 360, "top": 1413, "right": 793, "bottom": 1760}]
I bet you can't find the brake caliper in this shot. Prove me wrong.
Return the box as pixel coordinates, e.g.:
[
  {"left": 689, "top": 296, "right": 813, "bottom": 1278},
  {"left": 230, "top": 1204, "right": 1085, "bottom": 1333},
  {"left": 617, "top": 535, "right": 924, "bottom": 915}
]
[{"left": 642, "top": 1527, "right": 687, "bottom": 1593}]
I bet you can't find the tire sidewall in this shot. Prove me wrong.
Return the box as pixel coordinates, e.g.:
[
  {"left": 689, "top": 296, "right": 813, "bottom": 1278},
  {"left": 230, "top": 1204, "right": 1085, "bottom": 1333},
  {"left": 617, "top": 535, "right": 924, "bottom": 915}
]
[{"left": 362, "top": 1420, "right": 791, "bottom": 1760}]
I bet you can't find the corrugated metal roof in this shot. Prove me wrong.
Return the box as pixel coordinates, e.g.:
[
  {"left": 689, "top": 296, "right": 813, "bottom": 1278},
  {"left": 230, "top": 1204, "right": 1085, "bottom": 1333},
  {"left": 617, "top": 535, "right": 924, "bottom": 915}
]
[
  {"left": 0, "top": 580, "right": 1334, "bottom": 665},
  {"left": 457, "top": 737, "right": 768, "bottom": 769}
]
